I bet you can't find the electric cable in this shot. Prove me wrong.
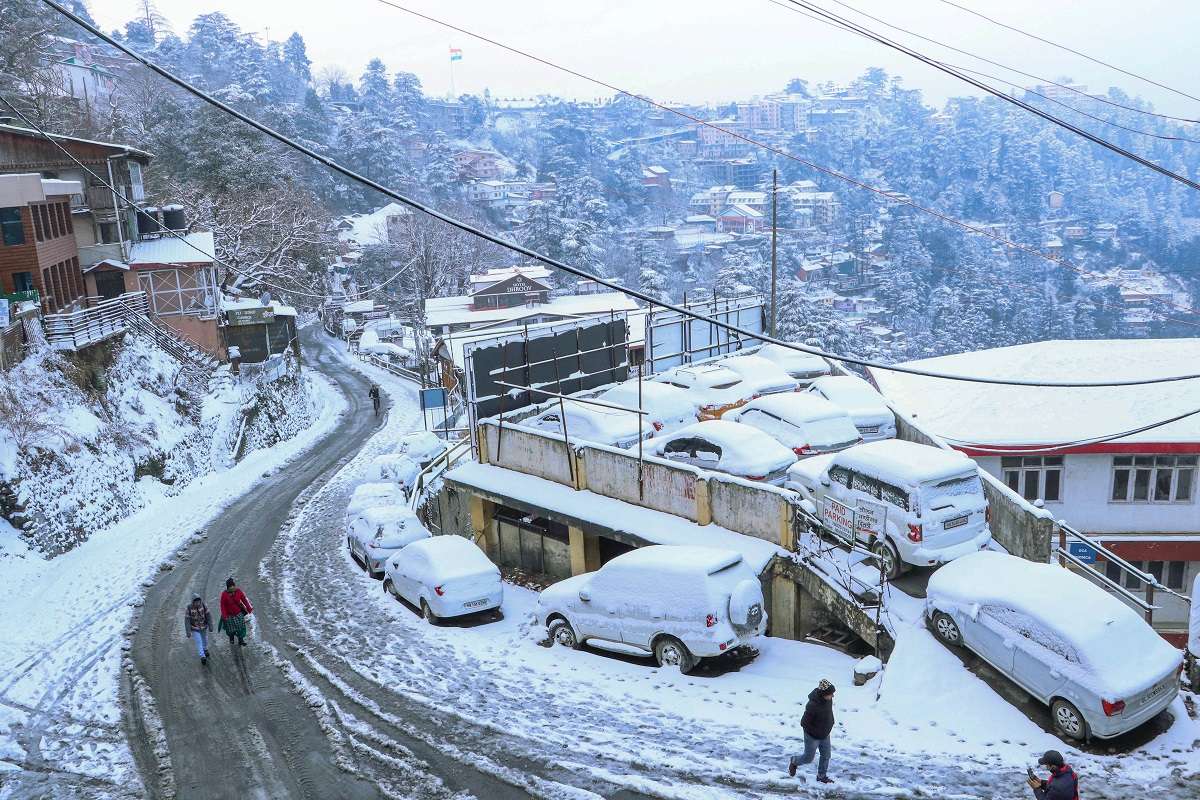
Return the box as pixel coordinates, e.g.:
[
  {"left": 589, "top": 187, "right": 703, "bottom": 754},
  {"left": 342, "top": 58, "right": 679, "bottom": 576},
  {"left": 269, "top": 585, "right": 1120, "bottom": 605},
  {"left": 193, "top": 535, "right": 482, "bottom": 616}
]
[
  {"left": 39, "top": 0, "right": 1200, "bottom": 388},
  {"left": 935, "top": 405, "right": 1200, "bottom": 455}
]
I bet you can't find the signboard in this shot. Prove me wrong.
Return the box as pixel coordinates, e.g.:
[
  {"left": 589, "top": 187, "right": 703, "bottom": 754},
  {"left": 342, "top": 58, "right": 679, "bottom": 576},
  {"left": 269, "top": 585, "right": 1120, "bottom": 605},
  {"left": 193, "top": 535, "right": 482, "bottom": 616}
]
[
  {"left": 420, "top": 387, "right": 448, "bottom": 410},
  {"left": 226, "top": 306, "right": 275, "bottom": 326},
  {"left": 855, "top": 498, "right": 886, "bottom": 539},
  {"left": 0, "top": 299, "right": 9, "bottom": 328},
  {"left": 1068, "top": 541, "right": 1098, "bottom": 564},
  {"left": 821, "top": 498, "right": 855, "bottom": 539}
]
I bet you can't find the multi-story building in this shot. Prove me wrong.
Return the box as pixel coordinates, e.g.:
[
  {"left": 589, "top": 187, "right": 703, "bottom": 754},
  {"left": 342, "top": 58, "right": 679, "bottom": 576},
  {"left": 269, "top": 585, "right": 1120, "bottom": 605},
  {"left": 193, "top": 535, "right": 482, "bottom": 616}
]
[{"left": 0, "top": 173, "right": 86, "bottom": 312}]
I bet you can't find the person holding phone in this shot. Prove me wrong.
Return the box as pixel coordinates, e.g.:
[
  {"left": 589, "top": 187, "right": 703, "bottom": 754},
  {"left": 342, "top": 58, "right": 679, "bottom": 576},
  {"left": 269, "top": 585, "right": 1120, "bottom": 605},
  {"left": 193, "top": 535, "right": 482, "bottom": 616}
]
[{"left": 1028, "top": 750, "right": 1079, "bottom": 800}]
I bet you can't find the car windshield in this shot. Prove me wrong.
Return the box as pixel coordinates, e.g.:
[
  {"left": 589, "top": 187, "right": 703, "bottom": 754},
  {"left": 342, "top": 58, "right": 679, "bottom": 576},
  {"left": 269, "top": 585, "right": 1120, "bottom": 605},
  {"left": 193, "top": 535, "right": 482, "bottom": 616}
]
[
  {"left": 710, "top": 381, "right": 739, "bottom": 390},
  {"left": 922, "top": 473, "right": 982, "bottom": 508},
  {"left": 805, "top": 416, "right": 861, "bottom": 448}
]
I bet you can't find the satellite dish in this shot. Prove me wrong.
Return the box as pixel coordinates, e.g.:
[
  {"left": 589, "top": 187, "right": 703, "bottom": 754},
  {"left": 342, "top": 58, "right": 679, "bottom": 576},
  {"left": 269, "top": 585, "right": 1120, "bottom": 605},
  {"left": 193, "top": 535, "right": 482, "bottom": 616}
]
[{"left": 259, "top": 290, "right": 272, "bottom": 307}]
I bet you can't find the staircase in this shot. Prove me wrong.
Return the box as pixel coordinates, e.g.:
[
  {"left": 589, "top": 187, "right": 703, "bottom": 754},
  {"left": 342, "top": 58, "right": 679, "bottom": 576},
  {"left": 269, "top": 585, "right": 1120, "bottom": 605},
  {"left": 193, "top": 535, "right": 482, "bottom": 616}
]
[{"left": 118, "top": 307, "right": 219, "bottom": 380}]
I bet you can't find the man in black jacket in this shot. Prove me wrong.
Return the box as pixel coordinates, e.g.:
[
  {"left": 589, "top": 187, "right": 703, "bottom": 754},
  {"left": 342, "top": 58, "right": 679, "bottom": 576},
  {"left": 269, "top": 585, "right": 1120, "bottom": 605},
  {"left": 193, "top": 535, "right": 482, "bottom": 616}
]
[
  {"left": 1029, "top": 750, "right": 1079, "bottom": 800},
  {"left": 788, "top": 679, "right": 835, "bottom": 784}
]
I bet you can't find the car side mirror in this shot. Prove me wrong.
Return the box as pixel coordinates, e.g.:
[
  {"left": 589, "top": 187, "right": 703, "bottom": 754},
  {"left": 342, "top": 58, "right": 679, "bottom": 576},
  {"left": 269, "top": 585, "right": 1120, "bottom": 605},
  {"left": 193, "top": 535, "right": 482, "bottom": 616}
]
[
  {"left": 578, "top": 588, "right": 591, "bottom": 602},
  {"left": 820, "top": 476, "right": 831, "bottom": 486}
]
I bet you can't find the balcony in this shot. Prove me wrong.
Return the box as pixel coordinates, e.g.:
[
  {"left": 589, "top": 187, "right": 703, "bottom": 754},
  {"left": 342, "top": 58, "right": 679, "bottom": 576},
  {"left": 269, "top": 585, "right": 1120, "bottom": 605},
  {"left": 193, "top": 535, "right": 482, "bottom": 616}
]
[{"left": 79, "top": 241, "right": 128, "bottom": 268}]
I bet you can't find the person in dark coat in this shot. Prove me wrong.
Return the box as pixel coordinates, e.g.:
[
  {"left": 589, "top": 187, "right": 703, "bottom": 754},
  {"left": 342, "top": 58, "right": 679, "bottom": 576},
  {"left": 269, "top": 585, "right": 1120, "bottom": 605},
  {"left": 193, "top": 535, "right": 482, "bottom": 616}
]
[
  {"left": 1029, "top": 750, "right": 1079, "bottom": 800},
  {"left": 183, "top": 595, "right": 213, "bottom": 665},
  {"left": 217, "top": 577, "right": 253, "bottom": 647},
  {"left": 788, "top": 678, "right": 835, "bottom": 783}
]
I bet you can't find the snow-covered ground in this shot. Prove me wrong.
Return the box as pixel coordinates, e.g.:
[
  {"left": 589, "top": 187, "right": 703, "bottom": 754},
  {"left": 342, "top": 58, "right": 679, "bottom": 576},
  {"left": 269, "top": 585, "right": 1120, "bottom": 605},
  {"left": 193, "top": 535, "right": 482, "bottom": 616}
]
[
  {"left": 275, "top": 360, "right": 1200, "bottom": 797},
  {"left": 0, "top": 368, "right": 346, "bottom": 791}
]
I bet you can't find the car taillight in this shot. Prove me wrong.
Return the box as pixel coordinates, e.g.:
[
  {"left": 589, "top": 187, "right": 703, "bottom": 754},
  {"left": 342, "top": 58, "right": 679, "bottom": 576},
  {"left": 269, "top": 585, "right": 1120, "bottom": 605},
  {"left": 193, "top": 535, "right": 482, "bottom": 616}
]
[
  {"left": 907, "top": 523, "right": 923, "bottom": 542},
  {"left": 1102, "top": 699, "right": 1125, "bottom": 716},
  {"left": 985, "top": 505, "right": 991, "bottom": 523},
  {"left": 793, "top": 445, "right": 814, "bottom": 456},
  {"left": 706, "top": 614, "right": 717, "bottom": 627},
  {"left": 752, "top": 393, "right": 762, "bottom": 400},
  {"left": 652, "top": 420, "right": 664, "bottom": 431},
  {"left": 434, "top": 585, "right": 445, "bottom": 596},
  {"left": 746, "top": 475, "right": 766, "bottom": 481}
]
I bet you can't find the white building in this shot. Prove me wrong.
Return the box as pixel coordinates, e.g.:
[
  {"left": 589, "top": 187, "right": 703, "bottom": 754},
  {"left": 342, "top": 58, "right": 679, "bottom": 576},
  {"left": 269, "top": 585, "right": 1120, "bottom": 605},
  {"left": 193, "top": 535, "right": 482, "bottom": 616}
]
[{"left": 869, "top": 339, "right": 1200, "bottom": 638}]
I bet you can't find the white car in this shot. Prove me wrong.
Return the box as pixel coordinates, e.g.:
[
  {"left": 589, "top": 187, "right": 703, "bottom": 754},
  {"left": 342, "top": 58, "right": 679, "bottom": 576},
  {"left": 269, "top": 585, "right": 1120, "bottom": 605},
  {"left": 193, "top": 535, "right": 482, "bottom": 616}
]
[
  {"left": 537, "top": 545, "right": 767, "bottom": 673},
  {"left": 717, "top": 354, "right": 800, "bottom": 396},
  {"left": 647, "top": 419, "right": 796, "bottom": 484},
  {"left": 526, "top": 382, "right": 697, "bottom": 448},
  {"left": 397, "top": 431, "right": 448, "bottom": 468},
  {"left": 346, "top": 482, "right": 406, "bottom": 520},
  {"left": 786, "top": 439, "right": 991, "bottom": 578},
  {"left": 346, "top": 506, "right": 431, "bottom": 578},
  {"left": 727, "top": 394, "right": 862, "bottom": 459},
  {"left": 927, "top": 551, "right": 1182, "bottom": 741},
  {"left": 806, "top": 375, "right": 897, "bottom": 441},
  {"left": 383, "top": 535, "right": 503, "bottom": 623},
  {"left": 366, "top": 453, "right": 421, "bottom": 492},
  {"left": 655, "top": 363, "right": 752, "bottom": 419},
  {"left": 755, "top": 343, "right": 831, "bottom": 384}
]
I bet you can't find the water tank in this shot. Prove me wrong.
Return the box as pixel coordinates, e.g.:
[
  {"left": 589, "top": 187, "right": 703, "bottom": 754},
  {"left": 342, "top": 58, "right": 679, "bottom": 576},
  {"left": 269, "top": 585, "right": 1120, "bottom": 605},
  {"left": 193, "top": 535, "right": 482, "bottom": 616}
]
[
  {"left": 161, "top": 204, "right": 186, "bottom": 231},
  {"left": 137, "top": 206, "right": 161, "bottom": 236}
]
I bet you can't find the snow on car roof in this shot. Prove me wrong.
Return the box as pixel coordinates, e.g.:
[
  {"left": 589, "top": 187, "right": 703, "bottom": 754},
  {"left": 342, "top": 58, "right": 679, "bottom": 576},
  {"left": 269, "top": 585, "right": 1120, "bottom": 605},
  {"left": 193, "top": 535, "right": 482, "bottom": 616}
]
[
  {"left": 607, "top": 545, "right": 742, "bottom": 575},
  {"left": 867, "top": 339, "right": 1200, "bottom": 446},
  {"left": 655, "top": 420, "right": 796, "bottom": 474},
  {"left": 667, "top": 363, "right": 741, "bottom": 388},
  {"left": 718, "top": 354, "right": 797, "bottom": 391},
  {"left": 837, "top": 440, "right": 974, "bottom": 486},
  {"left": 809, "top": 375, "right": 889, "bottom": 412},
  {"left": 927, "top": 551, "right": 1182, "bottom": 699},
  {"left": 756, "top": 343, "right": 830, "bottom": 370},
  {"left": 600, "top": 380, "right": 698, "bottom": 413},
  {"left": 355, "top": 506, "right": 418, "bottom": 525},
  {"left": 662, "top": 419, "right": 775, "bottom": 451},
  {"left": 732, "top": 393, "right": 846, "bottom": 424},
  {"left": 404, "top": 535, "right": 494, "bottom": 579}
]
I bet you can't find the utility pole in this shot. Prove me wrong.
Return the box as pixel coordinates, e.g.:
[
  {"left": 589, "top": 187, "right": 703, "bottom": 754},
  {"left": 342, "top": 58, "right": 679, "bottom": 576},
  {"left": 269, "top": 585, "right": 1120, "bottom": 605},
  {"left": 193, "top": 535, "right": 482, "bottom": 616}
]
[{"left": 770, "top": 168, "right": 779, "bottom": 337}]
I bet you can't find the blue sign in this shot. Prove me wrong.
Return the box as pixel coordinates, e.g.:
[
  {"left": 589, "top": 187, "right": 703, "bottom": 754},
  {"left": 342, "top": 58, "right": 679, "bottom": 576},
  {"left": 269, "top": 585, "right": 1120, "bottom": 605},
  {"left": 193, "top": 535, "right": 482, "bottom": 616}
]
[
  {"left": 1068, "top": 541, "right": 1098, "bottom": 564},
  {"left": 420, "top": 387, "right": 448, "bottom": 410}
]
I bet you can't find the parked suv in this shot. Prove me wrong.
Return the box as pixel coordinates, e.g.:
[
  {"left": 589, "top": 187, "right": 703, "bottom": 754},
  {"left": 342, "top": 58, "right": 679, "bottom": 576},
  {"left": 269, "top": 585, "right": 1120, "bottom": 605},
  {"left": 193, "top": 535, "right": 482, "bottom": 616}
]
[
  {"left": 785, "top": 439, "right": 991, "bottom": 577},
  {"left": 537, "top": 545, "right": 767, "bottom": 673},
  {"left": 926, "top": 551, "right": 1182, "bottom": 741}
]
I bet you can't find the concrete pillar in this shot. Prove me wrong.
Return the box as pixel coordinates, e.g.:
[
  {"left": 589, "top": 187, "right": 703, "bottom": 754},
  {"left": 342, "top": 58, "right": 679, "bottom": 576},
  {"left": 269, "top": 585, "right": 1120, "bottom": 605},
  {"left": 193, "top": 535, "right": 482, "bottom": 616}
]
[
  {"left": 770, "top": 572, "right": 797, "bottom": 640},
  {"left": 469, "top": 494, "right": 496, "bottom": 557},
  {"left": 779, "top": 501, "right": 794, "bottom": 551},
  {"left": 568, "top": 525, "right": 601, "bottom": 575},
  {"left": 695, "top": 477, "right": 712, "bottom": 526}
]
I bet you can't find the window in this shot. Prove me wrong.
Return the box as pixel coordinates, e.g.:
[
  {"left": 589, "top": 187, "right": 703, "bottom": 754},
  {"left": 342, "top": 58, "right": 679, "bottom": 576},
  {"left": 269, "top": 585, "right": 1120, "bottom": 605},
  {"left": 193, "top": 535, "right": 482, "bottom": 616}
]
[
  {"left": 1, "top": 207, "right": 24, "bottom": 245},
  {"left": 851, "top": 471, "right": 880, "bottom": 498},
  {"left": 1111, "top": 455, "right": 1196, "bottom": 503},
  {"left": 879, "top": 482, "right": 909, "bottom": 511},
  {"left": 1106, "top": 559, "right": 1188, "bottom": 591},
  {"left": 829, "top": 465, "right": 852, "bottom": 487},
  {"left": 12, "top": 272, "right": 32, "bottom": 293},
  {"left": 1003, "top": 455, "right": 1063, "bottom": 502}
]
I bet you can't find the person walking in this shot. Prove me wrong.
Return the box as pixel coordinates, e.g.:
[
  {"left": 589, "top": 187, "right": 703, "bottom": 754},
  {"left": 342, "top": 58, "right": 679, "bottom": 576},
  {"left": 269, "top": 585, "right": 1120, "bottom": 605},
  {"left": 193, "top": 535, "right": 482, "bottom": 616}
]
[
  {"left": 183, "top": 595, "right": 213, "bottom": 665},
  {"left": 368, "top": 384, "right": 381, "bottom": 416},
  {"left": 788, "top": 678, "right": 836, "bottom": 784},
  {"left": 1028, "top": 750, "right": 1079, "bottom": 800},
  {"left": 218, "top": 577, "right": 253, "bottom": 648}
]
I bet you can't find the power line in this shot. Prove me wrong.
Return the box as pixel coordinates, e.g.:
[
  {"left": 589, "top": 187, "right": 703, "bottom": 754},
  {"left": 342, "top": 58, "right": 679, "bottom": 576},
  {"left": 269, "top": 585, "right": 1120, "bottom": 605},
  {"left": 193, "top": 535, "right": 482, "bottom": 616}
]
[
  {"left": 362, "top": 0, "right": 1200, "bottom": 326},
  {"left": 777, "top": 0, "right": 1200, "bottom": 192},
  {"left": 935, "top": 0, "right": 1200, "bottom": 106},
  {"left": 936, "top": 405, "right": 1200, "bottom": 455},
  {"left": 39, "top": 0, "right": 1200, "bottom": 388}
]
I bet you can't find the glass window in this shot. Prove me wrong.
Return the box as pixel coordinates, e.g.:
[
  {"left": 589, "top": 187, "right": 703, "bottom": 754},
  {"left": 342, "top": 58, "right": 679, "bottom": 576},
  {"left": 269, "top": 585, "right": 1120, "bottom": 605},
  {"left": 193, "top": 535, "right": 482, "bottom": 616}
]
[
  {"left": 1167, "top": 561, "right": 1185, "bottom": 590},
  {"left": 829, "top": 466, "right": 852, "bottom": 487},
  {"left": 12, "top": 272, "right": 32, "bottom": 292},
  {"left": 880, "top": 482, "right": 908, "bottom": 511},
  {"left": 1132, "top": 468, "right": 1151, "bottom": 501},
  {"left": 1112, "top": 455, "right": 1196, "bottom": 503},
  {"left": 1004, "top": 454, "right": 1062, "bottom": 502},
  {"left": 851, "top": 472, "right": 880, "bottom": 498},
  {"left": 1, "top": 207, "right": 25, "bottom": 245},
  {"left": 1123, "top": 560, "right": 1143, "bottom": 590}
]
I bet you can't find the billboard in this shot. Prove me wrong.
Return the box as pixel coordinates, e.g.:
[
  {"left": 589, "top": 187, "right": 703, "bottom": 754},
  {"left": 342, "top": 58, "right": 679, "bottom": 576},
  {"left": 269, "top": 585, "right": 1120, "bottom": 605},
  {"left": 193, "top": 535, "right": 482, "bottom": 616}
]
[{"left": 644, "top": 294, "right": 764, "bottom": 374}]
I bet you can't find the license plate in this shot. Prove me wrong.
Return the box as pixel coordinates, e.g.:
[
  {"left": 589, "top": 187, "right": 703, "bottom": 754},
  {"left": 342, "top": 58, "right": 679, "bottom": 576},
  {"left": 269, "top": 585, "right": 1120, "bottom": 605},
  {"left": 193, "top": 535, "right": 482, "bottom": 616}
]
[
  {"left": 464, "top": 598, "right": 489, "bottom": 608},
  {"left": 944, "top": 515, "right": 968, "bottom": 529},
  {"left": 858, "top": 425, "right": 880, "bottom": 434}
]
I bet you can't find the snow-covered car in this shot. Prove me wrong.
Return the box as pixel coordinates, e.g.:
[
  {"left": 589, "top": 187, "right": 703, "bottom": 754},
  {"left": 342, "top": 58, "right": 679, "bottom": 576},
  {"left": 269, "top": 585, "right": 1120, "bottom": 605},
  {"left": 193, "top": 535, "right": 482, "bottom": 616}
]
[
  {"left": 806, "top": 375, "right": 897, "bottom": 441},
  {"left": 366, "top": 453, "right": 421, "bottom": 493},
  {"left": 346, "top": 482, "right": 406, "bottom": 520},
  {"left": 396, "top": 431, "right": 448, "bottom": 468},
  {"left": 727, "top": 394, "right": 862, "bottom": 458},
  {"left": 716, "top": 354, "right": 800, "bottom": 396},
  {"left": 655, "top": 363, "right": 753, "bottom": 420},
  {"left": 382, "top": 535, "right": 503, "bottom": 624},
  {"left": 646, "top": 419, "right": 797, "bottom": 484},
  {"left": 785, "top": 440, "right": 991, "bottom": 578},
  {"left": 926, "top": 550, "right": 1182, "bottom": 741},
  {"left": 537, "top": 545, "right": 766, "bottom": 673},
  {"left": 346, "top": 506, "right": 431, "bottom": 578},
  {"left": 755, "top": 343, "right": 832, "bottom": 384},
  {"left": 526, "top": 382, "right": 697, "bottom": 448}
]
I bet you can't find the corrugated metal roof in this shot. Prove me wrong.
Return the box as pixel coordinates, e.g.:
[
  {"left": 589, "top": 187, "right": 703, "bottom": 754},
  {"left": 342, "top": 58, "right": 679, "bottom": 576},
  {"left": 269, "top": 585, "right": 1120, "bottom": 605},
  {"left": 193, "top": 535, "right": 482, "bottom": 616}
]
[{"left": 128, "top": 231, "right": 215, "bottom": 265}]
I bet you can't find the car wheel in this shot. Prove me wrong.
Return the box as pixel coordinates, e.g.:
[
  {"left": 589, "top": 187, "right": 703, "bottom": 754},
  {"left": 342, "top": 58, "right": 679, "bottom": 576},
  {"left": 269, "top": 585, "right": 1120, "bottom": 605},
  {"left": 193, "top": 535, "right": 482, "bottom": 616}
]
[
  {"left": 421, "top": 598, "right": 439, "bottom": 626},
  {"left": 654, "top": 636, "right": 696, "bottom": 673},
  {"left": 871, "top": 538, "right": 901, "bottom": 580},
  {"left": 547, "top": 618, "right": 580, "bottom": 649},
  {"left": 383, "top": 578, "right": 398, "bottom": 599},
  {"left": 1051, "top": 699, "right": 1087, "bottom": 741},
  {"left": 931, "top": 611, "right": 962, "bottom": 646}
]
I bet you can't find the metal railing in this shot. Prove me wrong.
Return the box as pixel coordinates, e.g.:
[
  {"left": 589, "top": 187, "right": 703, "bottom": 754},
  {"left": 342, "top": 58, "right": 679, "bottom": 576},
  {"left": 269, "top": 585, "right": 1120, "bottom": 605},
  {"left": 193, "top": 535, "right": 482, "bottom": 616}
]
[
  {"left": 44, "top": 291, "right": 148, "bottom": 351},
  {"left": 408, "top": 437, "right": 471, "bottom": 512}
]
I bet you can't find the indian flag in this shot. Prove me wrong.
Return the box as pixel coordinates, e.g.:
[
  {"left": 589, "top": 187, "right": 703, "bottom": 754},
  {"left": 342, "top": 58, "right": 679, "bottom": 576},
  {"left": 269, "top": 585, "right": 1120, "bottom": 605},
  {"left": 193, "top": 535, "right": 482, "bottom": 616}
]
[{"left": 449, "top": 47, "right": 463, "bottom": 62}]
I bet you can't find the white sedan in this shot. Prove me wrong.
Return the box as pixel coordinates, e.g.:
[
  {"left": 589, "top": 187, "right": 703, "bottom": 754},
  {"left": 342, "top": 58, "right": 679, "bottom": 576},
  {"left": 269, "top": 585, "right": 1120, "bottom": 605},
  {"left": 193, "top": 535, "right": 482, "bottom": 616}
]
[
  {"left": 755, "top": 343, "right": 831, "bottom": 384},
  {"left": 717, "top": 354, "right": 800, "bottom": 396},
  {"left": 383, "top": 536, "right": 503, "bottom": 624},
  {"left": 527, "top": 381, "right": 698, "bottom": 448},
  {"left": 346, "top": 506, "right": 431, "bottom": 578},
  {"left": 726, "top": 394, "right": 862, "bottom": 458},
  {"left": 807, "top": 375, "right": 897, "bottom": 441},
  {"left": 646, "top": 419, "right": 797, "bottom": 484},
  {"left": 346, "top": 482, "right": 406, "bottom": 521},
  {"left": 655, "top": 363, "right": 752, "bottom": 419}
]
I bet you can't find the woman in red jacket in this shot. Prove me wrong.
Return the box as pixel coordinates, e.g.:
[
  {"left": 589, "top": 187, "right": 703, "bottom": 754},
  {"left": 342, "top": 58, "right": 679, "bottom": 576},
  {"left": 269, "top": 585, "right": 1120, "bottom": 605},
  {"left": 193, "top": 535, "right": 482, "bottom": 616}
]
[{"left": 217, "top": 577, "right": 253, "bottom": 647}]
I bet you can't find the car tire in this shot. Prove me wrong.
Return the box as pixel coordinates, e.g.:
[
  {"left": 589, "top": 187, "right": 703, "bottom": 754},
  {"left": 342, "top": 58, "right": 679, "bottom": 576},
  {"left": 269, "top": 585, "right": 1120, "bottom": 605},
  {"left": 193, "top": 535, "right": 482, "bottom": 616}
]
[
  {"left": 1051, "top": 698, "right": 1087, "bottom": 741},
  {"left": 421, "top": 598, "right": 440, "bottom": 626},
  {"left": 547, "top": 618, "right": 580, "bottom": 649},
  {"left": 654, "top": 636, "right": 696, "bottom": 673},
  {"left": 871, "top": 538, "right": 902, "bottom": 580},
  {"left": 930, "top": 611, "right": 963, "bottom": 647},
  {"left": 383, "top": 578, "right": 398, "bottom": 599}
]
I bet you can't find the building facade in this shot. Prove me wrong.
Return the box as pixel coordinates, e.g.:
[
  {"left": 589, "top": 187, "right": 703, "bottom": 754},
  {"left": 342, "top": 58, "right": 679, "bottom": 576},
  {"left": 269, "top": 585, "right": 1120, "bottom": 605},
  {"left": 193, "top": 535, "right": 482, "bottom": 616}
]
[{"left": 0, "top": 173, "right": 86, "bottom": 312}]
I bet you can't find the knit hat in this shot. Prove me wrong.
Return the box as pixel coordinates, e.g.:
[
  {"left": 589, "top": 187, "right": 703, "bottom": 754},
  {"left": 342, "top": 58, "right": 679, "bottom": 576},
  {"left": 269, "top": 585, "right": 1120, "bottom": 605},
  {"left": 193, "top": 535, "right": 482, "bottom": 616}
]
[
  {"left": 818, "top": 679, "right": 836, "bottom": 694},
  {"left": 1038, "top": 750, "right": 1064, "bottom": 767}
]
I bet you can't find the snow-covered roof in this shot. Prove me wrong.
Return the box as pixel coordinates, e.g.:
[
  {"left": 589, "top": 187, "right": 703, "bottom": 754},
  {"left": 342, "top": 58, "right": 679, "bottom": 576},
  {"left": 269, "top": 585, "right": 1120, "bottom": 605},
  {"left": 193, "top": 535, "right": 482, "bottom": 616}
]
[
  {"left": 755, "top": 345, "right": 831, "bottom": 381},
  {"left": 342, "top": 299, "right": 377, "bottom": 314},
  {"left": 836, "top": 439, "right": 974, "bottom": 485},
  {"left": 809, "top": 375, "right": 889, "bottom": 417},
  {"left": 128, "top": 232, "right": 215, "bottom": 266},
  {"left": 0, "top": 123, "right": 153, "bottom": 159},
  {"left": 731, "top": 393, "right": 846, "bottom": 424},
  {"left": 868, "top": 339, "right": 1200, "bottom": 447},
  {"left": 718, "top": 354, "right": 798, "bottom": 394},
  {"left": 720, "top": 203, "right": 764, "bottom": 219},
  {"left": 219, "top": 295, "right": 297, "bottom": 317},
  {"left": 424, "top": 291, "right": 638, "bottom": 329},
  {"left": 336, "top": 202, "right": 411, "bottom": 247},
  {"left": 468, "top": 265, "right": 553, "bottom": 286},
  {"left": 927, "top": 551, "right": 1182, "bottom": 699}
]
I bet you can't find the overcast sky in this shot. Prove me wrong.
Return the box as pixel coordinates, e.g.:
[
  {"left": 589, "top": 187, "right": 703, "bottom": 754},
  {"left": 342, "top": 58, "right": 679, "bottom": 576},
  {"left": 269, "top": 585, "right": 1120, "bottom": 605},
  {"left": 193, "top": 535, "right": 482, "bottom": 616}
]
[{"left": 84, "top": 0, "right": 1199, "bottom": 113}]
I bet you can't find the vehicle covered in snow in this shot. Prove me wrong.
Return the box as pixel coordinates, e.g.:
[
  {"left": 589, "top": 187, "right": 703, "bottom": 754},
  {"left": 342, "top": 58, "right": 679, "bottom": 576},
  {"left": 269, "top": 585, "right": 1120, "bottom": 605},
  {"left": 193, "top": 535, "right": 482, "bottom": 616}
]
[
  {"left": 537, "top": 545, "right": 767, "bottom": 673},
  {"left": 727, "top": 394, "right": 862, "bottom": 459},
  {"left": 366, "top": 453, "right": 421, "bottom": 493},
  {"left": 396, "top": 431, "right": 448, "bottom": 468},
  {"left": 716, "top": 354, "right": 800, "bottom": 396},
  {"left": 346, "top": 506, "right": 431, "bottom": 578},
  {"left": 755, "top": 343, "right": 831, "bottom": 384},
  {"left": 654, "top": 363, "right": 753, "bottom": 420},
  {"left": 383, "top": 535, "right": 503, "bottom": 623},
  {"left": 785, "top": 440, "right": 991, "bottom": 577},
  {"left": 926, "top": 550, "right": 1182, "bottom": 741},
  {"left": 646, "top": 419, "right": 796, "bottom": 484},
  {"left": 346, "top": 482, "right": 406, "bottom": 520},
  {"left": 525, "top": 382, "right": 698, "bottom": 448},
  {"left": 806, "top": 375, "right": 896, "bottom": 441}
]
